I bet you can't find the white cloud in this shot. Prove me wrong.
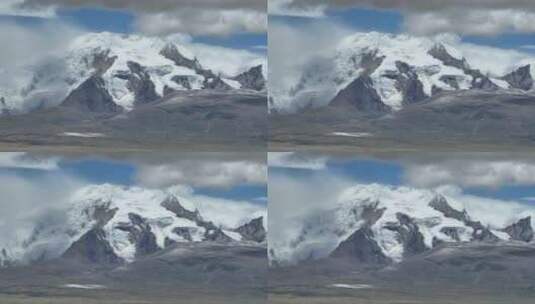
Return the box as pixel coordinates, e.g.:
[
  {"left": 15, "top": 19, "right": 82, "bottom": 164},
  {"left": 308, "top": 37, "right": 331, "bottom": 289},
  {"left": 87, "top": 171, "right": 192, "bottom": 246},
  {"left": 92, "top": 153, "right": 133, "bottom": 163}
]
[
  {"left": 19, "top": 0, "right": 267, "bottom": 36},
  {"left": 269, "top": 0, "right": 326, "bottom": 17},
  {"left": 136, "top": 160, "right": 267, "bottom": 189},
  {"left": 0, "top": 0, "right": 55, "bottom": 17},
  {"left": 405, "top": 160, "right": 535, "bottom": 188},
  {"left": 0, "top": 172, "right": 84, "bottom": 250},
  {"left": 268, "top": 171, "right": 352, "bottom": 262},
  {"left": 186, "top": 43, "right": 267, "bottom": 77},
  {"left": 0, "top": 153, "right": 60, "bottom": 170},
  {"left": 268, "top": 19, "right": 351, "bottom": 112},
  {"left": 268, "top": 152, "right": 328, "bottom": 170},
  {"left": 405, "top": 9, "right": 535, "bottom": 36},
  {"left": 270, "top": 1, "right": 535, "bottom": 36},
  {"left": 136, "top": 9, "right": 266, "bottom": 37}
]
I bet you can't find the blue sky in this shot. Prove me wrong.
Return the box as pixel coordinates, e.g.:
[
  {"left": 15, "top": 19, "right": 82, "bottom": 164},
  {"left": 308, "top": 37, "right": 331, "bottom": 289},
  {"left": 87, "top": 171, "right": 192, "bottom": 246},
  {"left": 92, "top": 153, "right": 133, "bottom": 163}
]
[
  {"left": 0, "top": 7, "right": 266, "bottom": 50},
  {"left": 0, "top": 157, "right": 266, "bottom": 204},
  {"left": 271, "top": 156, "right": 535, "bottom": 204},
  {"left": 273, "top": 7, "right": 535, "bottom": 52}
]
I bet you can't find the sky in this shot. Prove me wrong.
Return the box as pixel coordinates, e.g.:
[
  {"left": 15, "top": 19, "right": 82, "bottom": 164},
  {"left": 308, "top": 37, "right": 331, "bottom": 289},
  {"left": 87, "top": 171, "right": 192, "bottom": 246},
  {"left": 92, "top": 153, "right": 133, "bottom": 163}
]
[
  {"left": 0, "top": 152, "right": 267, "bottom": 204},
  {"left": 269, "top": 0, "right": 535, "bottom": 51},
  {"left": 0, "top": 1, "right": 267, "bottom": 50},
  {"left": 269, "top": 152, "right": 535, "bottom": 204}
]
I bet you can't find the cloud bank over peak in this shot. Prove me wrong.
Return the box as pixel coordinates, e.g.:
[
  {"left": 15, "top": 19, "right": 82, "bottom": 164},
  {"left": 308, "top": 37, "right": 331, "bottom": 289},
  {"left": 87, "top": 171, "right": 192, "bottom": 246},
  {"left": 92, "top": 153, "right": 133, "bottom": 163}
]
[
  {"left": 270, "top": 0, "right": 535, "bottom": 36},
  {"left": 10, "top": 0, "right": 267, "bottom": 36}
]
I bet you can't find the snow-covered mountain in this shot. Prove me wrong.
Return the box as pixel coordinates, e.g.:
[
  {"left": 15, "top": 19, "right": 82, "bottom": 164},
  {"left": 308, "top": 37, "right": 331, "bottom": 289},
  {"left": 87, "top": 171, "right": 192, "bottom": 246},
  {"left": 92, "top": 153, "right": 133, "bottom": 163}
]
[
  {"left": 269, "top": 183, "right": 535, "bottom": 266},
  {"left": 0, "top": 32, "right": 266, "bottom": 114},
  {"left": 271, "top": 32, "right": 535, "bottom": 113},
  {"left": 0, "top": 184, "right": 266, "bottom": 267}
]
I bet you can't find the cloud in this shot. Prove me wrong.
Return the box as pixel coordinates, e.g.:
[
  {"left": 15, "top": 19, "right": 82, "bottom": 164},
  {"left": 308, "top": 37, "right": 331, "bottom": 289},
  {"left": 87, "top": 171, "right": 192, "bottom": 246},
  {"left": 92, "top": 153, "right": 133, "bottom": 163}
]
[
  {"left": 0, "top": 153, "right": 60, "bottom": 170},
  {"left": 135, "top": 9, "right": 266, "bottom": 36},
  {"left": 0, "top": 172, "right": 85, "bottom": 255},
  {"left": 20, "top": 0, "right": 267, "bottom": 36},
  {"left": 404, "top": 160, "right": 535, "bottom": 188},
  {"left": 0, "top": 0, "right": 55, "bottom": 17},
  {"left": 169, "top": 186, "right": 267, "bottom": 229},
  {"left": 404, "top": 9, "right": 535, "bottom": 36},
  {"left": 0, "top": 20, "right": 84, "bottom": 111},
  {"left": 268, "top": 19, "right": 352, "bottom": 111},
  {"left": 269, "top": 152, "right": 328, "bottom": 170},
  {"left": 268, "top": 170, "right": 352, "bottom": 263},
  {"left": 136, "top": 160, "right": 267, "bottom": 189},
  {"left": 270, "top": 0, "right": 535, "bottom": 36}
]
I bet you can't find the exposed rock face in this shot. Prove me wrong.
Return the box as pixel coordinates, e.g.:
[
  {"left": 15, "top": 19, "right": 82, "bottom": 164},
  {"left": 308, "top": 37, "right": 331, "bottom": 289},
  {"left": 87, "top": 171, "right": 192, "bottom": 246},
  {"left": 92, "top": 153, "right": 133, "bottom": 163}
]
[
  {"left": 115, "top": 213, "right": 159, "bottom": 257},
  {"left": 118, "top": 61, "right": 159, "bottom": 105},
  {"left": 440, "top": 226, "right": 463, "bottom": 242},
  {"left": 203, "top": 76, "right": 232, "bottom": 90},
  {"left": 62, "top": 76, "right": 122, "bottom": 113},
  {"left": 359, "top": 50, "right": 386, "bottom": 76},
  {"left": 360, "top": 201, "right": 386, "bottom": 227},
  {"left": 384, "top": 213, "right": 428, "bottom": 256},
  {"left": 90, "top": 50, "right": 117, "bottom": 76},
  {"left": 470, "top": 72, "right": 499, "bottom": 90},
  {"left": 429, "top": 195, "right": 499, "bottom": 242},
  {"left": 84, "top": 202, "right": 118, "bottom": 228},
  {"left": 503, "top": 65, "right": 533, "bottom": 91},
  {"left": 63, "top": 229, "right": 123, "bottom": 265},
  {"left": 160, "top": 43, "right": 231, "bottom": 91},
  {"left": 330, "top": 227, "right": 391, "bottom": 265},
  {"left": 173, "top": 227, "right": 194, "bottom": 242},
  {"left": 235, "top": 217, "right": 266, "bottom": 243},
  {"left": 160, "top": 43, "right": 203, "bottom": 72},
  {"left": 428, "top": 44, "right": 470, "bottom": 71},
  {"left": 428, "top": 43, "right": 498, "bottom": 91},
  {"left": 171, "top": 75, "right": 193, "bottom": 90},
  {"left": 429, "top": 195, "right": 468, "bottom": 222},
  {"left": 330, "top": 75, "right": 391, "bottom": 113},
  {"left": 161, "top": 196, "right": 232, "bottom": 243},
  {"left": 439, "top": 75, "right": 461, "bottom": 90},
  {"left": 161, "top": 196, "right": 201, "bottom": 223},
  {"left": 382, "top": 61, "right": 427, "bottom": 105},
  {"left": 504, "top": 217, "right": 533, "bottom": 242},
  {"left": 0, "top": 249, "right": 14, "bottom": 267},
  {"left": 233, "top": 65, "right": 265, "bottom": 91}
]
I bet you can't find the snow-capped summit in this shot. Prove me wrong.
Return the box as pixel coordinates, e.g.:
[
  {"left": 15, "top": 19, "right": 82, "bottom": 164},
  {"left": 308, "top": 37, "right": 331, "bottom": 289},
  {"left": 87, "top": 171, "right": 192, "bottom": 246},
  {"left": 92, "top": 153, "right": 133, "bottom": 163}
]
[
  {"left": 271, "top": 31, "right": 535, "bottom": 113},
  {"left": 0, "top": 184, "right": 266, "bottom": 267},
  {"left": 0, "top": 32, "right": 266, "bottom": 114},
  {"left": 270, "top": 183, "right": 535, "bottom": 266}
]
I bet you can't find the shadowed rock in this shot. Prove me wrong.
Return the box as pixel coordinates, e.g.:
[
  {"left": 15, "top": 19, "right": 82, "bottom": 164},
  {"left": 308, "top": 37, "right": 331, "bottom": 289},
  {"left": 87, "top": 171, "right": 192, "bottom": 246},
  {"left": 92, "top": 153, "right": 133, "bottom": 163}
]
[
  {"left": 160, "top": 43, "right": 203, "bottom": 72},
  {"left": 503, "top": 65, "right": 533, "bottom": 91},
  {"left": 381, "top": 61, "right": 427, "bottom": 105},
  {"left": 428, "top": 44, "right": 470, "bottom": 71},
  {"left": 330, "top": 227, "right": 391, "bottom": 265},
  {"left": 384, "top": 212, "right": 428, "bottom": 256},
  {"left": 233, "top": 65, "right": 265, "bottom": 91},
  {"left": 429, "top": 195, "right": 499, "bottom": 242},
  {"left": 439, "top": 75, "right": 461, "bottom": 90},
  {"left": 429, "top": 43, "right": 498, "bottom": 91},
  {"left": 63, "top": 228, "right": 123, "bottom": 265},
  {"left": 235, "top": 217, "right": 266, "bottom": 243},
  {"left": 161, "top": 196, "right": 201, "bottom": 222},
  {"left": 115, "top": 213, "right": 159, "bottom": 257},
  {"left": 440, "top": 226, "right": 463, "bottom": 242},
  {"left": 330, "top": 75, "right": 390, "bottom": 113},
  {"left": 504, "top": 216, "right": 533, "bottom": 242},
  {"left": 123, "top": 61, "right": 159, "bottom": 105},
  {"left": 62, "top": 76, "right": 122, "bottom": 113}
]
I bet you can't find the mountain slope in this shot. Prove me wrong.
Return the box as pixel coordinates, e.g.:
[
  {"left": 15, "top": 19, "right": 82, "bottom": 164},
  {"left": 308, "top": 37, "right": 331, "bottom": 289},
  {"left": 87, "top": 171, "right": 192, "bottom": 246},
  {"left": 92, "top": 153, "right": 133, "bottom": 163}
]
[
  {"left": 271, "top": 32, "right": 535, "bottom": 113},
  {"left": 270, "top": 183, "right": 535, "bottom": 266},
  {"left": 0, "top": 32, "right": 266, "bottom": 114},
  {"left": 0, "top": 184, "right": 266, "bottom": 267}
]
